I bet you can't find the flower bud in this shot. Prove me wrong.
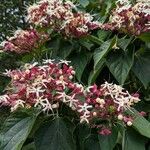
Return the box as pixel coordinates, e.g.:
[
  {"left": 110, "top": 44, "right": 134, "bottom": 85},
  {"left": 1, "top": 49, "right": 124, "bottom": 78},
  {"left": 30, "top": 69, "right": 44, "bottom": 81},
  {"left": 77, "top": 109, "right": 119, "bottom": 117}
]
[
  {"left": 93, "top": 112, "right": 97, "bottom": 116},
  {"left": 118, "top": 114, "right": 123, "bottom": 120},
  {"left": 127, "top": 121, "right": 132, "bottom": 126}
]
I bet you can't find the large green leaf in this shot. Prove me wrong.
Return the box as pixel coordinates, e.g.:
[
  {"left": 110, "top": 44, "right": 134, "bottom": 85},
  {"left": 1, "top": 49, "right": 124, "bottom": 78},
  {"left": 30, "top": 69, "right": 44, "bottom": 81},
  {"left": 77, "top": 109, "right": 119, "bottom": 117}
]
[
  {"left": 84, "top": 134, "right": 101, "bottom": 150},
  {"left": 138, "top": 33, "right": 150, "bottom": 42},
  {"left": 0, "top": 110, "right": 37, "bottom": 150},
  {"left": 69, "top": 51, "right": 92, "bottom": 81},
  {"left": 88, "top": 58, "right": 105, "bottom": 85},
  {"left": 127, "top": 109, "right": 150, "bottom": 138},
  {"left": 94, "top": 37, "right": 116, "bottom": 69},
  {"left": 118, "top": 36, "right": 133, "bottom": 51},
  {"left": 132, "top": 48, "right": 150, "bottom": 88},
  {"left": 35, "top": 117, "right": 76, "bottom": 150},
  {"left": 98, "top": 126, "right": 118, "bottom": 150},
  {"left": 122, "top": 129, "right": 146, "bottom": 150},
  {"left": 106, "top": 49, "right": 134, "bottom": 85},
  {"left": 75, "top": 124, "right": 91, "bottom": 150}
]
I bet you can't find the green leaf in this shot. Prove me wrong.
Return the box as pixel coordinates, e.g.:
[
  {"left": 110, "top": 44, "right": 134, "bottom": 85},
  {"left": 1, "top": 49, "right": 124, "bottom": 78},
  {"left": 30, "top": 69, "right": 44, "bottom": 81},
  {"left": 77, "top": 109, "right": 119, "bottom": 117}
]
[
  {"left": 79, "top": 0, "right": 89, "bottom": 7},
  {"left": 0, "top": 110, "right": 37, "bottom": 150},
  {"left": 88, "top": 58, "right": 105, "bottom": 85},
  {"left": 118, "top": 36, "right": 133, "bottom": 51},
  {"left": 122, "top": 129, "right": 146, "bottom": 150},
  {"left": 22, "top": 142, "right": 36, "bottom": 150},
  {"left": 87, "top": 35, "right": 104, "bottom": 45},
  {"left": 138, "top": 33, "right": 150, "bottom": 42},
  {"left": 35, "top": 117, "right": 76, "bottom": 150},
  {"left": 58, "top": 42, "right": 73, "bottom": 59},
  {"left": 97, "top": 30, "right": 111, "bottom": 41},
  {"left": 132, "top": 48, "right": 150, "bottom": 88},
  {"left": 106, "top": 49, "right": 134, "bottom": 85},
  {"left": 70, "top": 51, "right": 92, "bottom": 81},
  {"left": 94, "top": 37, "right": 116, "bottom": 69},
  {"left": 84, "top": 134, "right": 101, "bottom": 150},
  {"left": 98, "top": 126, "right": 118, "bottom": 150},
  {"left": 75, "top": 124, "right": 91, "bottom": 150},
  {"left": 127, "top": 109, "right": 150, "bottom": 138}
]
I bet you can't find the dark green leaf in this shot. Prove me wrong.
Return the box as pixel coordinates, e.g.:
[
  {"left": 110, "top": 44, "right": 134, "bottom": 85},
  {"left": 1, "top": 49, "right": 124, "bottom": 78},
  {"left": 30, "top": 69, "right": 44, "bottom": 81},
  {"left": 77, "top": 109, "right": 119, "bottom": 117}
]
[
  {"left": 118, "top": 36, "right": 133, "bottom": 51},
  {"left": 88, "top": 58, "right": 105, "bottom": 85},
  {"left": 94, "top": 37, "right": 116, "bottom": 69},
  {"left": 0, "top": 110, "right": 37, "bottom": 150},
  {"left": 138, "top": 33, "right": 150, "bottom": 42},
  {"left": 106, "top": 49, "right": 134, "bottom": 85},
  {"left": 132, "top": 48, "right": 150, "bottom": 88},
  {"left": 35, "top": 117, "right": 76, "bottom": 150},
  {"left": 84, "top": 134, "right": 101, "bottom": 150},
  {"left": 70, "top": 51, "right": 92, "bottom": 81},
  {"left": 75, "top": 124, "right": 91, "bottom": 150},
  {"left": 127, "top": 109, "right": 150, "bottom": 138},
  {"left": 122, "top": 129, "right": 146, "bottom": 150}
]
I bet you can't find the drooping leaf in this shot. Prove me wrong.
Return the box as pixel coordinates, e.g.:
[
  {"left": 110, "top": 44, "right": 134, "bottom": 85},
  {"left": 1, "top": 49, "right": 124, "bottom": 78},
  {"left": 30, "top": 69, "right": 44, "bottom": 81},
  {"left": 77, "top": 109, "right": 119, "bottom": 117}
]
[
  {"left": 106, "top": 49, "right": 134, "bottom": 85},
  {"left": 122, "top": 129, "right": 146, "bottom": 150},
  {"left": 69, "top": 51, "right": 92, "bottom": 81},
  {"left": 98, "top": 126, "right": 118, "bottom": 150},
  {"left": 94, "top": 37, "right": 116, "bottom": 69},
  {"left": 35, "top": 117, "right": 76, "bottom": 150},
  {"left": 0, "top": 110, "right": 38, "bottom": 150},
  {"left": 132, "top": 48, "right": 150, "bottom": 88}
]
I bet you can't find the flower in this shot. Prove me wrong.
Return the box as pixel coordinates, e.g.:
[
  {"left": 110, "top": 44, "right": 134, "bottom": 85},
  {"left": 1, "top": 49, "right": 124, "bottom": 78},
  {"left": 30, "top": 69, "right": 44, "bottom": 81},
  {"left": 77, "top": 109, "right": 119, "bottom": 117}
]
[
  {"left": 27, "top": 0, "right": 100, "bottom": 37},
  {"left": 102, "top": 0, "right": 150, "bottom": 35},
  {"left": 0, "top": 29, "right": 48, "bottom": 53}
]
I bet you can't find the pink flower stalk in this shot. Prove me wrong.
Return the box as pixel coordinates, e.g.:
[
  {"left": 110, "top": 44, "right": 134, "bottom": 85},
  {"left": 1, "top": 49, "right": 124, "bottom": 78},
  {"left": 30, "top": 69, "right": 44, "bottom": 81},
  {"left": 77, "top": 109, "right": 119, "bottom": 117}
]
[
  {"left": 0, "top": 29, "right": 48, "bottom": 54},
  {"left": 27, "top": 0, "right": 100, "bottom": 37},
  {"left": 102, "top": 0, "right": 150, "bottom": 35}
]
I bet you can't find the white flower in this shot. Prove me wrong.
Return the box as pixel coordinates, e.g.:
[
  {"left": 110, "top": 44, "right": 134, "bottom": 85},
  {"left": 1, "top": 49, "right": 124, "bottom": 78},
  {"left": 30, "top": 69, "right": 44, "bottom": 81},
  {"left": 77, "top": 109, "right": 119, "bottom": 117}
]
[
  {"left": 114, "top": 96, "right": 131, "bottom": 111},
  {"left": 66, "top": 94, "right": 78, "bottom": 109},
  {"left": 80, "top": 113, "right": 90, "bottom": 123},
  {"left": 78, "top": 103, "right": 92, "bottom": 113},
  {"left": 28, "top": 86, "right": 45, "bottom": 98},
  {"left": 43, "top": 59, "right": 55, "bottom": 64},
  {"left": 0, "top": 95, "right": 10, "bottom": 103},
  {"left": 59, "top": 60, "right": 71, "bottom": 65},
  {"left": 3, "top": 69, "right": 12, "bottom": 76},
  {"left": 24, "top": 62, "right": 38, "bottom": 70},
  {"left": 56, "top": 91, "right": 68, "bottom": 102},
  {"left": 11, "top": 99, "right": 25, "bottom": 112}
]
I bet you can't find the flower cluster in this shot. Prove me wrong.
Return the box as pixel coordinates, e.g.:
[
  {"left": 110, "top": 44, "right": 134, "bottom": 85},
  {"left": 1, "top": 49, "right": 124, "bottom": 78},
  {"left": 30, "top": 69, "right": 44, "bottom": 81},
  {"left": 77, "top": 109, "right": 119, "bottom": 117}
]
[
  {"left": 27, "top": 0, "right": 100, "bottom": 37},
  {"left": 0, "top": 60, "right": 82, "bottom": 113},
  {"left": 102, "top": 0, "right": 150, "bottom": 35},
  {"left": 0, "top": 29, "right": 48, "bottom": 54},
  {"left": 80, "top": 82, "right": 141, "bottom": 135},
  {"left": 0, "top": 60, "right": 141, "bottom": 135}
]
